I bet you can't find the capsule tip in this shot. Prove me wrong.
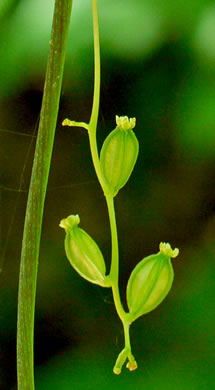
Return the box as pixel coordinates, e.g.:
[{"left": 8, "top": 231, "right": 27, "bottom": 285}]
[
  {"left": 159, "top": 242, "right": 179, "bottom": 258},
  {"left": 126, "top": 360, "right": 138, "bottom": 371},
  {"left": 59, "top": 214, "right": 80, "bottom": 231},
  {"left": 113, "top": 367, "right": 121, "bottom": 375},
  {"left": 116, "top": 115, "right": 136, "bottom": 131}
]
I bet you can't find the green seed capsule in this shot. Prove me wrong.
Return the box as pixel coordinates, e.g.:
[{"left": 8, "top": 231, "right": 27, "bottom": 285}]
[
  {"left": 127, "top": 242, "right": 179, "bottom": 323},
  {"left": 59, "top": 214, "right": 111, "bottom": 288},
  {"left": 100, "top": 115, "right": 139, "bottom": 197}
]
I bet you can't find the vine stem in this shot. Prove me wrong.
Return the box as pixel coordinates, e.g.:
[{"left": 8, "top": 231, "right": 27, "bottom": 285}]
[
  {"left": 17, "top": 1, "right": 73, "bottom": 389},
  {"left": 89, "top": 0, "right": 100, "bottom": 133},
  {"left": 105, "top": 195, "right": 127, "bottom": 321},
  {"left": 88, "top": 0, "right": 109, "bottom": 195},
  {"left": 88, "top": 0, "right": 126, "bottom": 318},
  {"left": 62, "top": 0, "right": 135, "bottom": 373},
  {"left": 88, "top": 0, "right": 134, "bottom": 373}
]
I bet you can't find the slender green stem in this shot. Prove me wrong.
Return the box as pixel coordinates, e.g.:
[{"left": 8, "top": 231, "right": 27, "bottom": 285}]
[
  {"left": 87, "top": 1, "right": 136, "bottom": 372},
  {"left": 88, "top": 131, "right": 110, "bottom": 194},
  {"left": 106, "top": 196, "right": 136, "bottom": 374},
  {"left": 89, "top": 0, "right": 132, "bottom": 347},
  {"left": 17, "top": 1, "right": 73, "bottom": 389},
  {"left": 105, "top": 195, "right": 127, "bottom": 321},
  {"left": 62, "top": 0, "right": 136, "bottom": 373},
  {"left": 105, "top": 196, "right": 118, "bottom": 282},
  {"left": 61, "top": 0, "right": 108, "bottom": 194},
  {"left": 123, "top": 321, "right": 131, "bottom": 349},
  {"left": 113, "top": 321, "right": 136, "bottom": 375},
  {"left": 89, "top": 0, "right": 100, "bottom": 132},
  {"left": 89, "top": 0, "right": 127, "bottom": 323},
  {"left": 87, "top": 0, "right": 110, "bottom": 195}
]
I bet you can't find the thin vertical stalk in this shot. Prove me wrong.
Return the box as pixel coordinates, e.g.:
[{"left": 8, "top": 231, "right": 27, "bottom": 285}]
[
  {"left": 88, "top": 0, "right": 109, "bottom": 195},
  {"left": 89, "top": 0, "right": 100, "bottom": 132},
  {"left": 105, "top": 195, "right": 126, "bottom": 322},
  {"left": 61, "top": 0, "right": 136, "bottom": 374},
  {"left": 17, "top": 1, "right": 73, "bottom": 389}
]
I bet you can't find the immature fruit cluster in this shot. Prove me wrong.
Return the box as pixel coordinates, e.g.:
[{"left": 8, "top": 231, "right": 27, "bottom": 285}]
[
  {"left": 60, "top": 112, "right": 179, "bottom": 375},
  {"left": 100, "top": 115, "right": 139, "bottom": 197},
  {"left": 60, "top": 214, "right": 179, "bottom": 322},
  {"left": 60, "top": 117, "right": 179, "bottom": 322}
]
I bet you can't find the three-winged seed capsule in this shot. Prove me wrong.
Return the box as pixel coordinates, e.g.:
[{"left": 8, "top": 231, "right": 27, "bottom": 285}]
[
  {"left": 100, "top": 115, "right": 139, "bottom": 197},
  {"left": 127, "top": 242, "right": 179, "bottom": 323},
  {"left": 59, "top": 214, "right": 111, "bottom": 287}
]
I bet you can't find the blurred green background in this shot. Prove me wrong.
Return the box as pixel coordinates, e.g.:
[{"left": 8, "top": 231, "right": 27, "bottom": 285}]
[{"left": 0, "top": 0, "right": 215, "bottom": 389}]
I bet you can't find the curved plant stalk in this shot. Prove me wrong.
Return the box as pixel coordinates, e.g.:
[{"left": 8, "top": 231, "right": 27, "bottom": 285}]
[
  {"left": 17, "top": 1, "right": 73, "bottom": 389},
  {"left": 62, "top": 0, "right": 136, "bottom": 374},
  {"left": 105, "top": 195, "right": 137, "bottom": 374},
  {"left": 62, "top": 0, "right": 179, "bottom": 375}
]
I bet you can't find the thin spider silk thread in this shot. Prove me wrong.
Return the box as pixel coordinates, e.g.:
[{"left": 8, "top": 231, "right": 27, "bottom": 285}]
[{"left": 0, "top": 124, "right": 98, "bottom": 271}]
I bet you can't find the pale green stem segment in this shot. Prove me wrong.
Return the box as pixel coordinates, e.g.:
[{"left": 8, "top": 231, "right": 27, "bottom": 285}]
[
  {"left": 62, "top": 0, "right": 136, "bottom": 373},
  {"left": 106, "top": 196, "right": 136, "bottom": 374},
  {"left": 17, "top": 1, "right": 73, "bottom": 389},
  {"left": 88, "top": 0, "right": 136, "bottom": 374},
  {"left": 62, "top": 0, "right": 109, "bottom": 195},
  {"left": 113, "top": 321, "right": 137, "bottom": 375},
  {"left": 105, "top": 195, "right": 125, "bottom": 321},
  {"left": 89, "top": 0, "right": 100, "bottom": 133},
  {"left": 89, "top": 0, "right": 128, "bottom": 325}
]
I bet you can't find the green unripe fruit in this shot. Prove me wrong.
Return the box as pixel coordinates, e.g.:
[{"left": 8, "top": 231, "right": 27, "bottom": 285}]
[
  {"left": 127, "top": 243, "right": 179, "bottom": 322},
  {"left": 60, "top": 215, "right": 111, "bottom": 288},
  {"left": 100, "top": 115, "right": 139, "bottom": 197}
]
